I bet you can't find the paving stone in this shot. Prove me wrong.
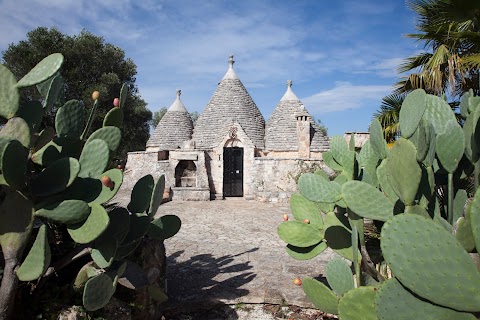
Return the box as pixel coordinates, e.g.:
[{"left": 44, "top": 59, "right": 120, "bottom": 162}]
[{"left": 153, "top": 200, "right": 332, "bottom": 310}]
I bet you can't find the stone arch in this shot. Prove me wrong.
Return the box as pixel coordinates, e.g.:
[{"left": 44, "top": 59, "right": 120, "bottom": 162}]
[{"left": 175, "top": 160, "right": 197, "bottom": 187}]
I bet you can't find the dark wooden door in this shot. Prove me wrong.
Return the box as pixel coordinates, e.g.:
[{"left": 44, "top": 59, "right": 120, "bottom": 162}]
[{"left": 223, "top": 147, "right": 244, "bottom": 197}]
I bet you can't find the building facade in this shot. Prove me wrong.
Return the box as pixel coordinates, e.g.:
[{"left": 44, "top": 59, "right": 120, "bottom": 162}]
[{"left": 124, "top": 56, "right": 330, "bottom": 202}]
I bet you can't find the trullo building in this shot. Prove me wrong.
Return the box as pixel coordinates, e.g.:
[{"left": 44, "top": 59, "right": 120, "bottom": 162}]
[{"left": 124, "top": 56, "right": 330, "bottom": 202}]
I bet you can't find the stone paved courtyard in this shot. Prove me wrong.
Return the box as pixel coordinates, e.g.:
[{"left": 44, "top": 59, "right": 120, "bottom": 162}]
[{"left": 158, "top": 198, "right": 336, "bottom": 313}]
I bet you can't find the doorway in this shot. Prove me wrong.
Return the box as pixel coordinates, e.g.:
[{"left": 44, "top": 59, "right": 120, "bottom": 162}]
[{"left": 223, "top": 147, "right": 243, "bottom": 197}]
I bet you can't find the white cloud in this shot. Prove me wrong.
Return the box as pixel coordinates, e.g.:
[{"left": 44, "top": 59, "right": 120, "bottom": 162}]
[{"left": 302, "top": 82, "right": 392, "bottom": 114}]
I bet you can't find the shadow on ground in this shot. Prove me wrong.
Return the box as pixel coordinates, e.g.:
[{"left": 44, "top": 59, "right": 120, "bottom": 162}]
[{"left": 162, "top": 248, "right": 259, "bottom": 317}]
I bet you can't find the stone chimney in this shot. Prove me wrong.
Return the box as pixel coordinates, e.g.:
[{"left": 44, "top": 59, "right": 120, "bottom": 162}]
[{"left": 296, "top": 102, "right": 311, "bottom": 158}]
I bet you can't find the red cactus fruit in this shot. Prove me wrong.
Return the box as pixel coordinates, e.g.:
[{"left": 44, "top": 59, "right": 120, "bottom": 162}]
[
  {"left": 303, "top": 219, "right": 310, "bottom": 224},
  {"left": 101, "top": 175, "right": 114, "bottom": 189},
  {"left": 113, "top": 98, "right": 119, "bottom": 107},
  {"left": 293, "top": 277, "right": 302, "bottom": 286},
  {"left": 283, "top": 214, "right": 289, "bottom": 221}
]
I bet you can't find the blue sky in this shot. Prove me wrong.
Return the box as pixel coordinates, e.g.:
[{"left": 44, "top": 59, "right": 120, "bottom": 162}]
[{"left": 0, "top": 0, "right": 419, "bottom": 136}]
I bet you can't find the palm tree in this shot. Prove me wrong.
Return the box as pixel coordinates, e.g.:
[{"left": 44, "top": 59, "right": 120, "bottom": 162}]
[
  {"left": 373, "top": 93, "right": 405, "bottom": 142},
  {"left": 395, "top": 0, "right": 480, "bottom": 97}
]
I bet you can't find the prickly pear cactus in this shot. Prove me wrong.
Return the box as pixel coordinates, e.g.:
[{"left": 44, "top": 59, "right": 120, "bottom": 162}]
[
  {"left": 0, "top": 54, "right": 181, "bottom": 318},
  {"left": 278, "top": 88, "right": 480, "bottom": 318}
]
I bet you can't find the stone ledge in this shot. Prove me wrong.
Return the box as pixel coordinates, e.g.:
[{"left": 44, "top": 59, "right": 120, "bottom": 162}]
[{"left": 171, "top": 187, "right": 210, "bottom": 201}]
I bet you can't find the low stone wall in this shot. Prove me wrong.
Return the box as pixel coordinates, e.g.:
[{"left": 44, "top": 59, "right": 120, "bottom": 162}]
[
  {"left": 250, "top": 157, "right": 326, "bottom": 203},
  {"left": 122, "top": 151, "right": 172, "bottom": 190}
]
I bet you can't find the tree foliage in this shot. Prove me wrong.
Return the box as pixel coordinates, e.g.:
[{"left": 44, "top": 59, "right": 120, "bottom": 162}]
[
  {"left": 396, "top": 0, "right": 480, "bottom": 97},
  {"left": 1, "top": 27, "right": 152, "bottom": 158}
]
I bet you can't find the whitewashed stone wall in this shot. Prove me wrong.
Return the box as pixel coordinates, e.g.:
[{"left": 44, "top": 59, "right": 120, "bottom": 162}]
[
  {"left": 122, "top": 151, "right": 171, "bottom": 190},
  {"left": 250, "top": 158, "right": 327, "bottom": 203}
]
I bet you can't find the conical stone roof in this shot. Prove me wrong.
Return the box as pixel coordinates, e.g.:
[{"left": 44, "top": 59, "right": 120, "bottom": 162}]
[
  {"left": 192, "top": 55, "right": 265, "bottom": 149},
  {"left": 265, "top": 81, "right": 329, "bottom": 152},
  {"left": 147, "top": 90, "right": 193, "bottom": 150}
]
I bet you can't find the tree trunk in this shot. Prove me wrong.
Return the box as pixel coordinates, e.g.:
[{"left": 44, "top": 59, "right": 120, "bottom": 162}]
[{"left": 0, "top": 258, "right": 19, "bottom": 320}]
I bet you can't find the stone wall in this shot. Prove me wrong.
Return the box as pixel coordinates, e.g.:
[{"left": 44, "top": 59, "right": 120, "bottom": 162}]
[
  {"left": 250, "top": 158, "right": 327, "bottom": 203},
  {"left": 122, "top": 151, "right": 172, "bottom": 190}
]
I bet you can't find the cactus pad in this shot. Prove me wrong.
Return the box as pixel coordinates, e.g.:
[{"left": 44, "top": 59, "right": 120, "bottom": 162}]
[
  {"left": 103, "top": 107, "right": 124, "bottom": 128},
  {"left": 37, "top": 74, "right": 63, "bottom": 111},
  {"left": 436, "top": 119, "right": 465, "bottom": 173},
  {"left": 381, "top": 214, "right": 480, "bottom": 312},
  {"left": 67, "top": 203, "right": 110, "bottom": 244},
  {"left": 74, "top": 262, "right": 96, "bottom": 290},
  {"left": 0, "top": 138, "right": 27, "bottom": 190},
  {"left": 91, "top": 238, "right": 117, "bottom": 269},
  {"left": 55, "top": 100, "right": 85, "bottom": 139},
  {"left": 323, "top": 212, "right": 353, "bottom": 261},
  {"left": 376, "top": 159, "right": 398, "bottom": 203},
  {"left": 0, "top": 64, "right": 20, "bottom": 119},
  {"left": 78, "top": 139, "right": 109, "bottom": 178},
  {"left": 34, "top": 126, "right": 55, "bottom": 152},
  {"left": 85, "top": 126, "right": 121, "bottom": 153},
  {"left": 455, "top": 217, "right": 476, "bottom": 253},
  {"left": 121, "top": 214, "right": 150, "bottom": 246},
  {"left": 106, "top": 207, "right": 130, "bottom": 244},
  {"left": 386, "top": 138, "right": 421, "bottom": 205},
  {"left": 302, "top": 277, "right": 339, "bottom": 314},
  {"left": 410, "top": 118, "right": 429, "bottom": 162},
  {"left": 149, "top": 175, "right": 165, "bottom": 218},
  {"left": 298, "top": 173, "right": 342, "bottom": 203},
  {"left": 330, "top": 136, "right": 352, "bottom": 169},
  {"left": 0, "top": 192, "right": 34, "bottom": 260},
  {"left": 35, "top": 200, "right": 90, "bottom": 224},
  {"left": 148, "top": 215, "right": 182, "bottom": 241},
  {"left": 338, "top": 287, "right": 377, "bottom": 320},
  {"left": 31, "top": 157, "right": 80, "bottom": 197},
  {"left": 128, "top": 174, "right": 155, "bottom": 213},
  {"left": 369, "top": 119, "right": 388, "bottom": 160},
  {"left": 399, "top": 89, "right": 426, "bottom": 138},
  {"left": 460, "top": 90, "right": 473, "bottom": 118},
  {"left": 16, "top": 53, "right": 64, "bottom": 87},
  {"left": 115, "top": 240, "right": 141, "bottom": 261},
  {"left": 119, "top": 83, "right": 128, "bottom": 108},
  {"left": 17, "top": 100, "right": 43, "bottom": 133},
  {"left": 453, "top": 189, "right": 468, "bottom": 223},
  {"left": 325, "top": 257, "right": 354, "bottom": 297},
  {"left": 278, "top": 220, "right": 323, "bottom": 247},
  {"left": 290, "top": 193, "right": 323, "bottom": 229},
  {"left": 322, "top": 151, "right": 343, "bottom": 171},
  {"left": 375, "top": 278, "right": 476, "bottom": 320},
  {"left": 90, "top": 168, "right": 123, "bottom": 204},
  {"left": 342, "top": 180, "right": 394, "bottom": 221},
  {"left": 285, "top": 241, "right": 327, "bottom": 260},
  {"left": 357, "top": 140, "right": 380, "bottom": 172},
  {"left": 0, "top": 117, "right": 31, "bottom": 148},
  {"left": 16, "top": 224, "right": 51, "bottom": 281},
  {"left": 83, "top": 273, "right": 115, "bottom": 311},
  {"left": 470, "top": 188, "right": 480, "bottom": 251},
  {"left": 31, "top": 137, "right": 82, "bottom": 167},
  {"left": 423, "top": 94, "right": 456, "bottom": 134}
]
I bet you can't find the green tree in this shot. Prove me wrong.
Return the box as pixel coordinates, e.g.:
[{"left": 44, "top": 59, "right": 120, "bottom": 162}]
[
  {"left": 152, "top": 107, "right": 167, "bottom": 128},
  {"left": 396, "top": 0, "right": 480, "bottom": 96},
  {"left": 373, "top": 93, "right": 405, "bottom": 142},
  {"left": 189, "top": 111, "right": 200, "bottom": 124},
  {"left": 1, "top": 27, "right": 152, "bottom": 157}
]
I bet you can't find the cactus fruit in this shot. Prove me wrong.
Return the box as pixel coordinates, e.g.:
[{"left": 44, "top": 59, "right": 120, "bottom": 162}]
[
  {"left": 293, "top": 277, "right": 302, "bottom": 286},
  {"left": 283, "top": 214, "right": 289, "bottom": 221},
  {"left": 113, "top": 98, "right": 119, "bottom": 107},
  {"left": 101, "top": 175, "right": 114, "bottom": 188},
  {"left": 92, "top": 91, "right": 100, "bottom": 100},
  {"left": 289, "top": 193, "right": 323, "bottom": 229}
]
